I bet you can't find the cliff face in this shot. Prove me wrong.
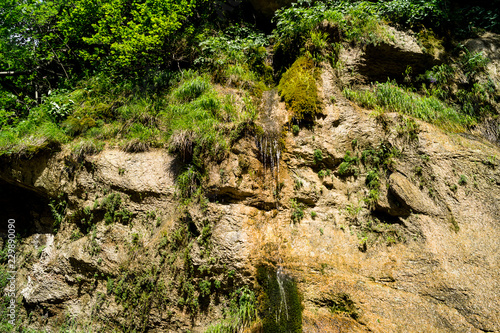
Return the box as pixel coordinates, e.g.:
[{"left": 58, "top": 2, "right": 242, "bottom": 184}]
[{"left": 1, "top": 34, "right": 500, "bottom": 333}]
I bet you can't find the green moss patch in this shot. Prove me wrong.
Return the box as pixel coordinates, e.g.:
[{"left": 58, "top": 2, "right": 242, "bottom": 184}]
[
  {"left": 256, "top": 264, "right": 303, "bottom": 333},
  {"left": 278, "top": 57, "right": 321, "bottom": 122}
]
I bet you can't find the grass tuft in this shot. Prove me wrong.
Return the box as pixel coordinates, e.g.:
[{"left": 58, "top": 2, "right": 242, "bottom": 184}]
[
  {"left": 344, "top": 80, "right": 473, "bottom": 131},
  {"left": 71, "top": 138, "right": 105, "bottom": 159}
]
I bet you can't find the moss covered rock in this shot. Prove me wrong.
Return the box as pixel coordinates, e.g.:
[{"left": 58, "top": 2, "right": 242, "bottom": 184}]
[{"left": 278, "top": 56, "right": 321, "bottom": 122}]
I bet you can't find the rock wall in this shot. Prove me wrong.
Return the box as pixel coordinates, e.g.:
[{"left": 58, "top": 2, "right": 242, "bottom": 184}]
[{"left": 1, "top": 54, "right": 500, "bottom": 333}]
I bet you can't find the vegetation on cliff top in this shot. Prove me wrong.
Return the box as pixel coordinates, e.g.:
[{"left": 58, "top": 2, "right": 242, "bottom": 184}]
[{"left": 1, "top": 0, "right": 499, "bottom": 158}]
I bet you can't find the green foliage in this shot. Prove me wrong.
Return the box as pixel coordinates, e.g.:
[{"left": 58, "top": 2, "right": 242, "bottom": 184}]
[
  {"left": 131, "top": 233, "right": 140, "bottom": 245},
  {"left": 278, "top": 57, "right": 320, "bottom": 122},
  {"left": 363, "top": 189, "right": 380, "bottom": 208},
  {"left": 99, "top": 193, "right": 132, "bottom": 224},
  {"left": 199, "top": 224, "right": 212, "bottom": 251},
  {"left": 70, "top": 228, "right": 83, "bottom": 241},
  {"left": 0, "top": 68, "right": 254, "bottom": 168},
  {"left": 70, "top": 206, "right": 95, "bottom": 234},
  {"left": 344, "top": 80, "right": 472, "bottom": 131},
  {"left": 0, "top": 0, "right": 209, "bottom": 125},
  {"left": 453, "top": 5, "right": 500, "bottom": 35},
  {"left": 176, "top": 166, "right": 203, "bottom": 199},
  {"left": 365, "top": 169, "right": 380, "bottom": 189},
  {"left": 173, "top": 76, "right": 210, "bottom": 102},
  {"left": 64, "top": 0, "right": 200, "bottom": 70},
  {"left": 166, "top": 72, "right": 256, "bottom": 166},
  {"left": 196, "top": 25, "right": 271, "bottom": 85},
  {"left": 378, "top": 0, "right": 448, "bottom": 30},
  {"left": 317, "top": 169, "right": 330, "bottom": 179},
  {"left": 106, "top": 277, "right": 115, "bottom": 295},
  {"left": 460, "top": 48, "right": 490, "bottom": 78},
  {"left": 88, "top": 225, "right": 101, "bottom": 256},
  {"left": 49, "top": 194, "right": 67, "bottom": 233},
  {"left": 482, "top": 155, "right": 497, "bottom": 168},
  {"left": 313, "top": 149, "right": 323, "bottom": 164},
  {"left": 290, "top": 199, "right": 305, "bottom": 223},
  {"left": 456, "top": 81, "right": 497, "bottom": 119},
  {"left": 338, "top": 151, "right": 359, "bottom": 176},
  {"left": 417, "top": 50, "right": 498, "bottom": 121},
  {"left": 377, "top": 0, "right": 500, "bottom": 36},
  {"left": 357, "top": 142, "right": 401, "bottom": 209},
  {"left": 0, "top": 106, "right": 69, "bottom": 156},
  {"left": 458, "top": 175, "right": 468, "bottom": 186},
  {"left": 111, "top": 266, "right": 168, "bottom": 332},
  {"left": 273, "top": 0, "right": 389, "bottom": 70},
  {"left": 205, "top": 286, "right": 258, "bottom": 333},
  {"left": 292, "top": 125, "right": 300, "bottom": 136},
  {"left": 360, "top": 142, "right": 400, "bottom": 172},
  {"left": 199, "top": 279, "right": 212, "bottom": 297}
]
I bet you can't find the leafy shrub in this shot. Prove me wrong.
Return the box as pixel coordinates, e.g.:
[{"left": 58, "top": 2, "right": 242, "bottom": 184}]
[
  {"left": 290, "top": 199, "right": 305, "bottom": 223},
  {"left": 460, "top": 48, "right": 490, "bottom": 77},
  {"left": 303, "top": 30, "right": 329, "bottom": 62},
  {"left": 41, "top": 90, "right": 75, "bottom": 124},
  {"left": 377, "top": 0, "right": 500, "bottom": 37},
  {"left": 313, "top": 149, "right": 323, "bottom": 164},
  {"left": 273, "top": 0, "right": 390, "bottom": 70},
  {"left": 49, "top": 194, "right": 67, "bottom": 233},
  {"left": 378, "top": 0, "right": 448, "bottom": 30},
  {"left": 360, "top": 142, "right": 399, "bottom": 172},
  {"left": 199, "top": 279, "right": 211, "bottom": 297},
  {"left": 417, "top": 50, "right": 498, "bottom": 121},
  {"left": 365, "top": 169, "right": 380, "bottom": 189},
  {"left": 364, "top": 189, "right": 380, "bottom": 208},
  {"left": 99, "top": 193, "right": 132, "bottom": 224},
  {"left": 196, "top": 25, "right": 270, "bottom": 84},
  {"left": 338, "top": 151, "right": 359, "bottom": 176}
]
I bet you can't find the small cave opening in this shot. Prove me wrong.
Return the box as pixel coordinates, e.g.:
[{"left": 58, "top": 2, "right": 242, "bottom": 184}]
[
  {"left": 371, "top": 210, "right": 404, "bottom": 226},
  {"left": 0, "top": 179, "right": 53, "bottom": 239}
]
